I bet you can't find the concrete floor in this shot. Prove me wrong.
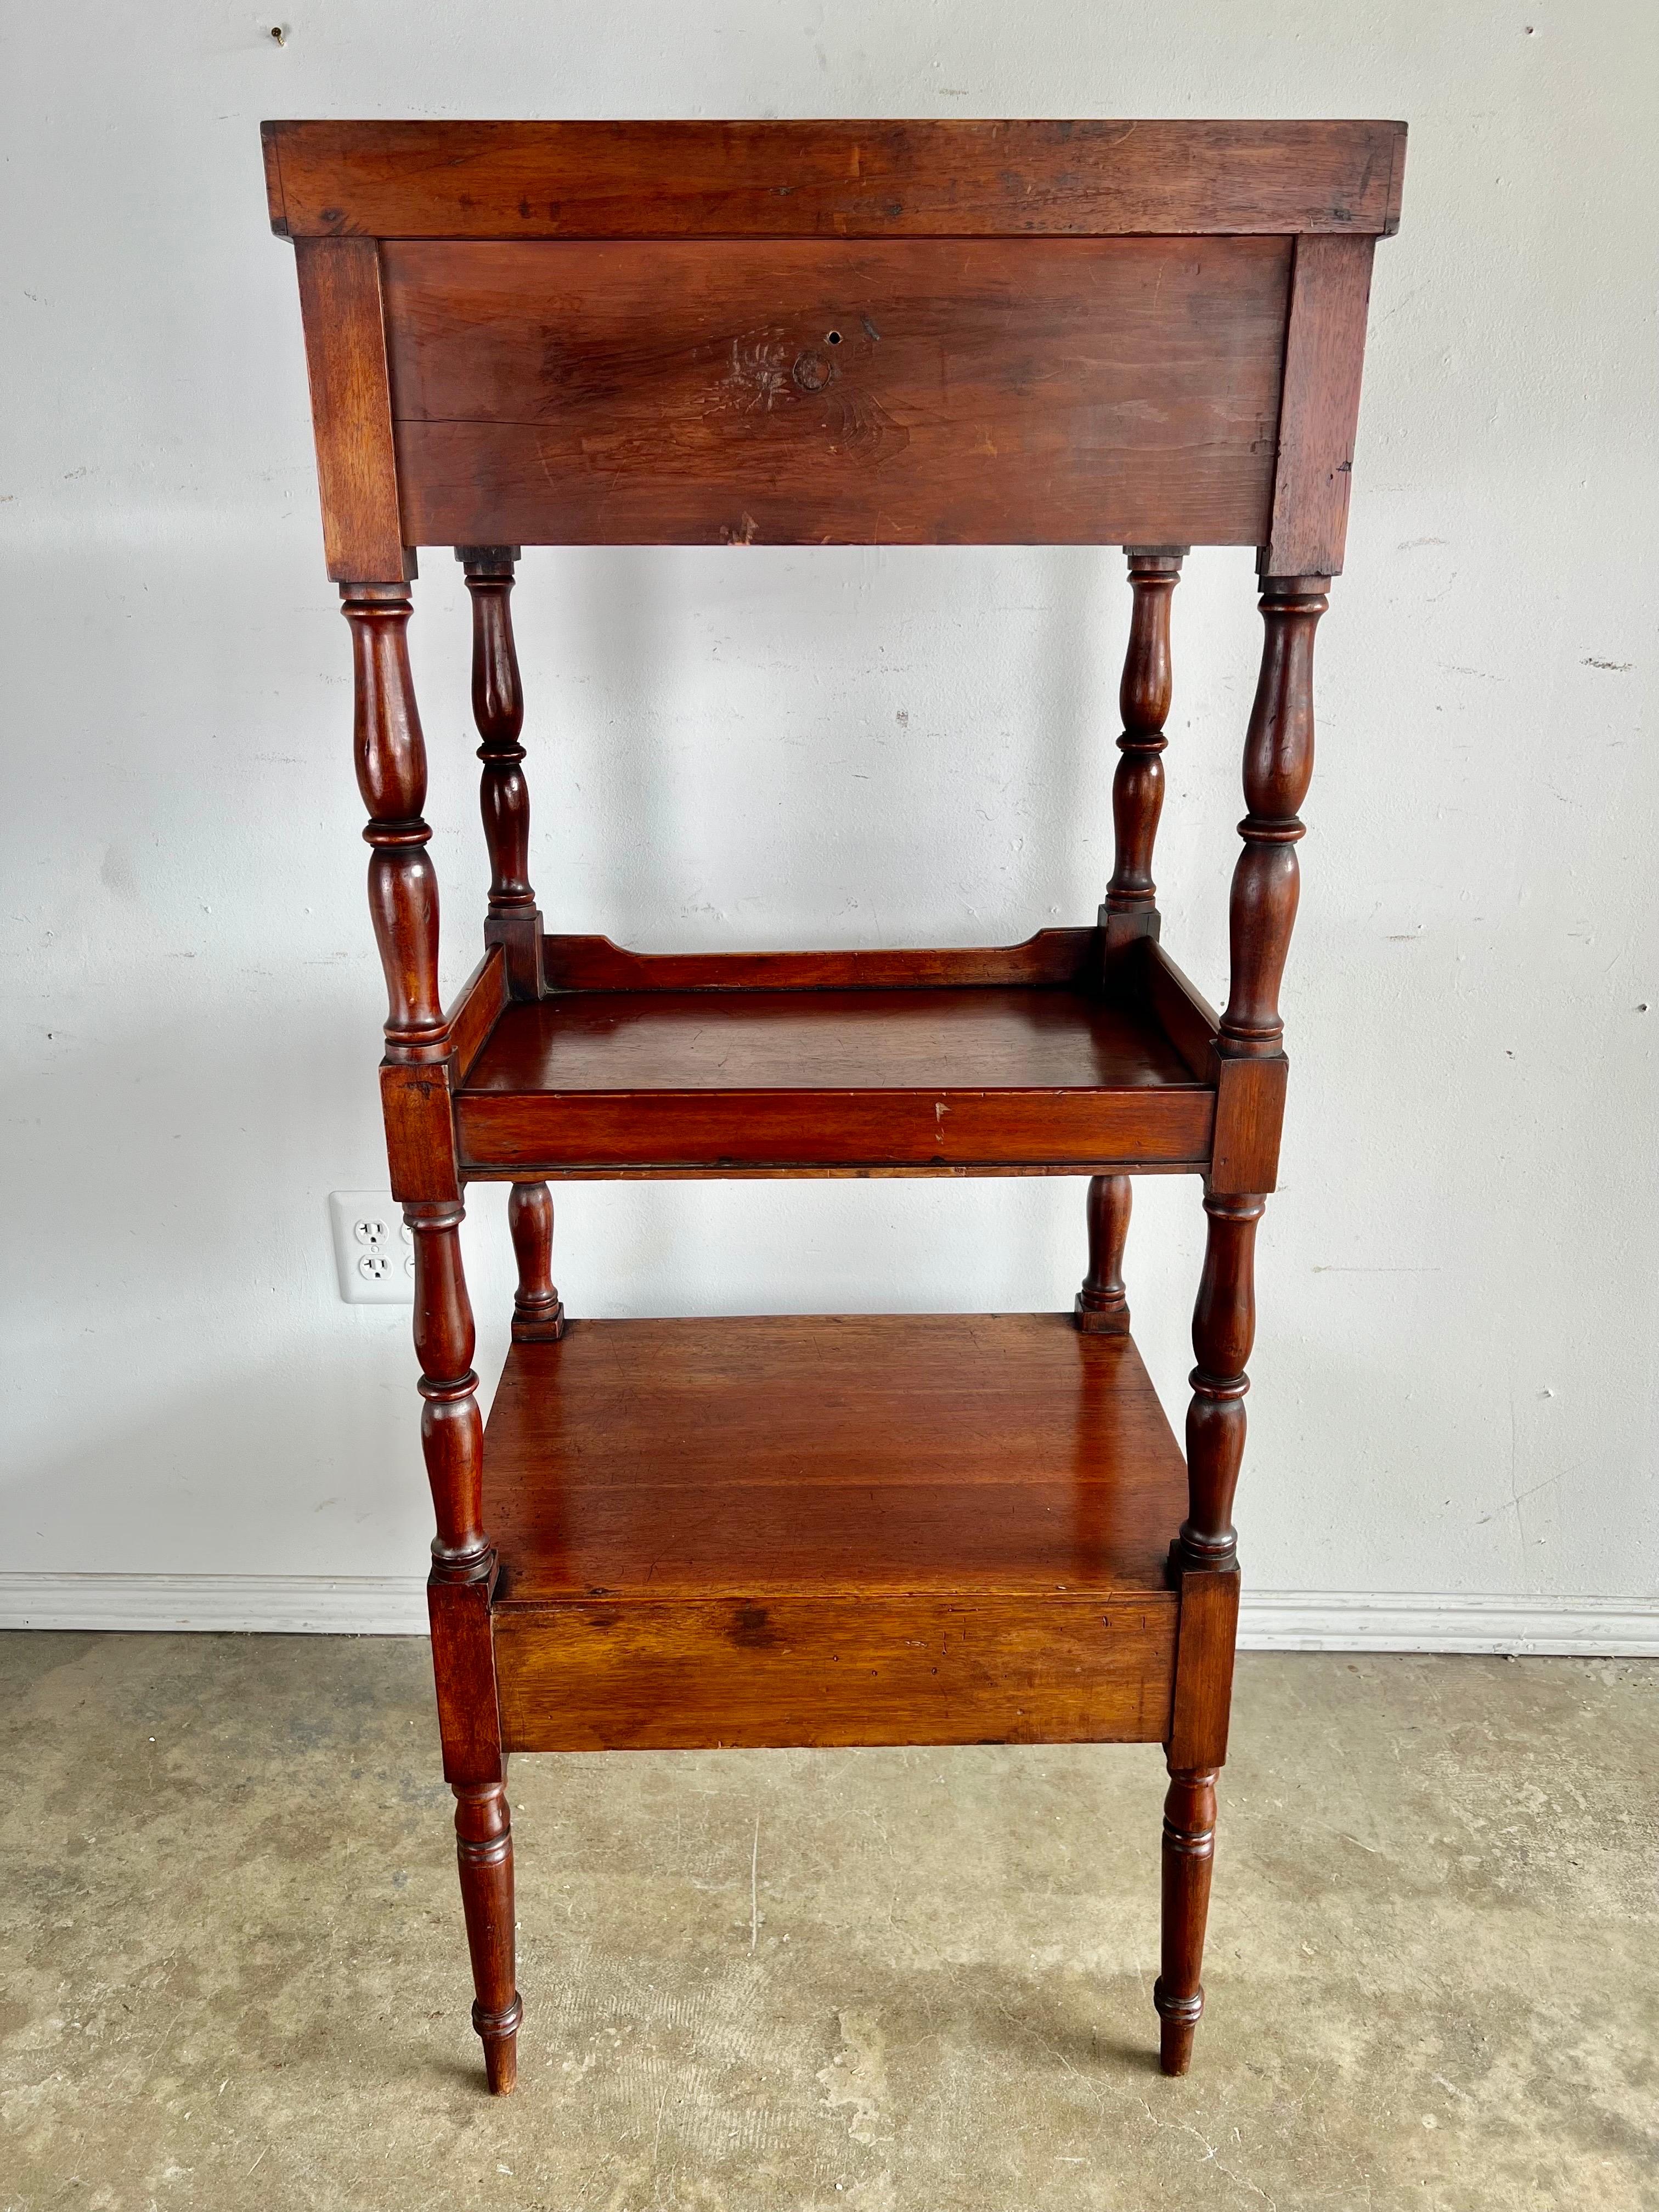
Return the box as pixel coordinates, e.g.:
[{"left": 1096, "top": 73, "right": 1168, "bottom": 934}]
[{"left": 1, "top": 1637, "right": 1654, "bottom": 2210}]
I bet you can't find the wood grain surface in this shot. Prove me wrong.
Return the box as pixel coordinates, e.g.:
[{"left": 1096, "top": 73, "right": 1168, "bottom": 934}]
[
  {"left": 486, "top": 1313, "right": 1184, "bottom": 1750},
  {"left": 262, "top": 119, "right": 1406, "bottom": 240},
  {"left": 494, "top": 1596, "right": 1176, "bottom": 1752},
  {"left": 295, "top": 240, "right": 407, "bottom": 580},
  {"left": 1261, "top": 236, "right": 1378, "bottom": 578},
  {"left": 538, "top": 930, "right": 1096, "bottom": 994},
  {"left": 265, "top": 109, "right": 1408, "bottom": 2086},
  {"left": 486, "top": 1314, "right": 1185, "bottom": 1601},
  {"left": 456, "top": 981, "right": 1215, "bottom": 1170},
  {"left": 382, "top": 236, "right": 1289, "bottom": 549},
  {"left": 468, "top": 986, "right": 1201, "bottom": 1094}
]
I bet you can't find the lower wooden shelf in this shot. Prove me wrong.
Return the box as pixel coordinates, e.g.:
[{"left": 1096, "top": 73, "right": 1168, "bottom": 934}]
[{"left": 484, "top": 1312, "right": 1184, "bottom": 1752}]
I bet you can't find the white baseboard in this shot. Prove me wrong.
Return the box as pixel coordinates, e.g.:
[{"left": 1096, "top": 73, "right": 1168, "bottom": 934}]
[
  {"left": 0, "top": 1574, "right": 431, "bottom": 1636},
  {"left": 1236, "top": 1591, "right": 1659, "bottom": 1657},
  {"left": 0, "top": 1575, "right": 1655, "bottom": 1655}
]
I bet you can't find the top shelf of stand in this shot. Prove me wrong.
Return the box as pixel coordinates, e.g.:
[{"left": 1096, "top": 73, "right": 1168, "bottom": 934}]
[{"left": 452, "top": 928, "right": 1219, "bottom": 1178}]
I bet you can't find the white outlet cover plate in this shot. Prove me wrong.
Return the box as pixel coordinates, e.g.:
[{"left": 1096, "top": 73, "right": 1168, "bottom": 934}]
[{"left": 328, "top": 1189, "right": 414, "bottom": 1305}]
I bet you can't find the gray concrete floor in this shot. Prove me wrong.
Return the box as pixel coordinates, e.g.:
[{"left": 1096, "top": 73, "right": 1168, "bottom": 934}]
[{"left": 1, "top": 1635, "right": 1654, "bottom": 2210}]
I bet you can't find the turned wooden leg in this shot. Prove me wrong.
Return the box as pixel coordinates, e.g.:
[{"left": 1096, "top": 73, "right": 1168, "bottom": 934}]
[
  {"left": 1180, "top": 1192, "right": 1264, "bottom": 1572},
  {"left": 1101, "top": 548, "right": 1183, "bottom": 960},
  {"left": 1155, "top": 1765, "right": 1218, "bottom": 2074},
  {"left": 454, "top": 1779, "right": 522, "bottom": 2094},
  {"left": 1151, "top": 1189, "right": 1255, "bottom": 2072},
  {"left": 507, "top": 1180, "right": 565, "bottom": 1342},
  {"left": 1149, "top": 576, "right": 1327, "bottom": 2073},
  {"left": 343, "top": 579, "right": 520, "bottom": 2094},
  {"left": 1075, "top": 1173, "right": 1131, "bottom": 1335},
  {"left": 460, "top": 546, "right": 543, "bottom": 1000},
  {"left": 410, "top": 1200, "right": 520, "bottom": 2092}
]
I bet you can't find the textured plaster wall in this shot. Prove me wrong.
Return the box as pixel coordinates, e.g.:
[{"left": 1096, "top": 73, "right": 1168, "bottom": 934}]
[{"left": 2, "top": 3, "right": 1655, "bottom": 1608}]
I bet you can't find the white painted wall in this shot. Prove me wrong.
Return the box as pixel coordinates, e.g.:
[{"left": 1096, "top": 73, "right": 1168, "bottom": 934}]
[{"left": 3, "top": 3, "right": 1655, "bottom": 1641}]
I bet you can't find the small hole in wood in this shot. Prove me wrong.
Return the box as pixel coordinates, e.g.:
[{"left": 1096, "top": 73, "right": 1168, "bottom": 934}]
[{"left": 826, "top": 330, "right": 842, "bottom": 345}]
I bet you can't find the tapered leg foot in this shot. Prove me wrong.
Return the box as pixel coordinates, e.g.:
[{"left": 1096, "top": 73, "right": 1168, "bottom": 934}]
[
  {"left": 478, "top": 2002, "right": 522, "bottom": 2095},
  {"left": 1156, "top": 2004, "right": 1202, "bottom": 2076},
  {"left": 1154, "top": 1766, "right": 1217, "bottom": 2075},
  {"left": 454, "top": 1780, "right": 521, "bottom": 2093}
]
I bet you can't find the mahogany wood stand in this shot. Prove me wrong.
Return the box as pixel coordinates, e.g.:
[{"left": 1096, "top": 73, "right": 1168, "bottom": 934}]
[{"left": 264, "top": 117, "right": 1404, "bottom": 2092}]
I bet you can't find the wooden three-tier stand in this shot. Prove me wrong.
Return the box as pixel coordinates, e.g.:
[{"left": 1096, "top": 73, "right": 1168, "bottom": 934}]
[{"left": 263, "top": 117, "right": 1404, "bottom": 2092}]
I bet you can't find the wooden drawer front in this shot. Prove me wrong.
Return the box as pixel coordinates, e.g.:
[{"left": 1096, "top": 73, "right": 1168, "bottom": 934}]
[
  {"left": 382, "top": 236, "right": 1290, "bottom": 549},
  {"left": 494, "top": 1595, "right": 1177, "bottom": 1752},
  {"left": 456, "top": 1086, "right": 1215, "bottom": 1172}
]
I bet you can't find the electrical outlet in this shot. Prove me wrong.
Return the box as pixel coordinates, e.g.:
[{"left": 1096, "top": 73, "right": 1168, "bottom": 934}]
[{"left": 329, "top": 1189, "right": 414, "bottom": 1304}]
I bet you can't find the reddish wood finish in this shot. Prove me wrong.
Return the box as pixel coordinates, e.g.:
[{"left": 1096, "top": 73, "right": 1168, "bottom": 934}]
[
  {"left": 1181, "top": 1193, "right": 1265, "bottom": 1574},
  {"left": 262, "top": 119, "right": 1406, "bottom": 241},
  {"left": 504, "top": 993, "right": 1154, "bottom": 1084},
  {"left": 427, "top": 1567, "right": 519, "bottom": 2092},
  {"left": 453, "top": 1779, "right": 521, "bottom": 2095},
  {"left": 1076, "top": 1175, "right": 1132, "bottom": 1336},
  {"left": 507, "top": 1181, "right": 564, "bottom": 1342},
  {"left": 457, "top": 981, "right": 1215, "bottom": 1173},
  {"left": 1166, "top": 1565, "right": 1242, "bottom": 1775},
  {"left": 426, "top": 1566, "right": 500, "bottom": 1782},
  {"left": 460, "top": 546, "right": 543, "bottom": 999},
  {"left": 1209, "top": 1054, "right": 1290, "bottom": 1199},
  {"left": 296, "top": 241, "right": 409, "bottom": 583},
  {"left": 486, "top": 1314, "right": 1183, "bottom": 1750},
  {"left": 1155, "top": 1767, "right": 1217, "bottom": 2075},
  {"left": 444, "top": 946, "right": 507, "bottom": 1086},
  {"left": 1204, "top": 578, "right": 1327, "bottom": 1203},
  {"left": 344, "top": 582, "right": 462, "bottom": 1205},
  {"left": 540, "top": 928, "right": 1094, "bottom": 994},
  {"left": 377, "top": 1062, "right": 460, "bottom": 1206},
  {"left": 409, "top": 1194, "right": 515, "bottom": 2086},
  {"left": 497, "top": 1595, "right": 1173, "bottom": 1753},
  {"left": 269, "top": 115, "right": 1402, "bottom": 2090},
  {"left": 1263, "top": 238, "right": 1377, "bottom": 580},
  {"left": 407, "top": 1201, "right": 487, "bottom": 1571},
  {"left": 488, "top": 1316, "right": 1184, "bottom": 1601},
  {"left": 1141, "top": 943, "right": 1220, "bottom": 1082},
  {"left": 1103, "top": 552, "right": 1183, "bottom": 955},
  {"left": 1221, "top": 580, "right": 1327, "bottom": 1060},
  {"left": 1156, "top": 1564, "right": 1240, "bottom": 2074},
  {"left": 383, "top": 238, "right": 1286, "bottom": 550},
  {"left": 1157, "top": 569, "right": 1329, "bottom": 2064},
  {"left": 345, "top": 585, "right": 442, "bottom": 1058}
]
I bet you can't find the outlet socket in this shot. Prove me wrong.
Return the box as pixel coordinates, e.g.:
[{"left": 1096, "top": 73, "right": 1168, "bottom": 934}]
[{"left": 329, "top": 1190, "right": 414, "bottom": 1305}]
